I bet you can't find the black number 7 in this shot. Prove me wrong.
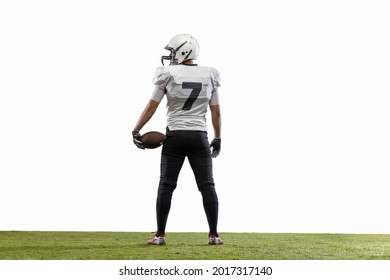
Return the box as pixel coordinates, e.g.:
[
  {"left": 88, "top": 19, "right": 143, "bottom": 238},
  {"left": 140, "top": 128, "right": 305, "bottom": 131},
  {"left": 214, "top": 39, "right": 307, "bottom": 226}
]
[{"left": 182, "top": 82, "right": 202, "bottom": 110}]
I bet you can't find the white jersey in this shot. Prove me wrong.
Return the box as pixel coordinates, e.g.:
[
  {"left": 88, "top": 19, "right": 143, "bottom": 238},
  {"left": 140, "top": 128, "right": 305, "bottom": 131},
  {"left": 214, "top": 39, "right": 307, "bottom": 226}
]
[{"left": 151, "top": 64, "right": 221, "bottom": 131}]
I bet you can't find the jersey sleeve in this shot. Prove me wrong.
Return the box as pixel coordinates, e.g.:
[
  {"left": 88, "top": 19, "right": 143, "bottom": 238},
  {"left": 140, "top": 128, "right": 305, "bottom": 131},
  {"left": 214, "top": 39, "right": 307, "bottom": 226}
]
[
  {"left": 151, "top": 66, "right": 169, "bottom": 102},
  {"left": 209, "top": 68, "right": 221, "bottom": 105},
  {"left": 153, "top": 66, "right": 169, "bottom": 87},
  {"left": 150, "top": 85, "right": 165, "bottom": 103},
  {"left": 209, "top": 88, "right": 220, "bottom": 105},
  {"left": 211, "top": 68, "right": 221, "bottom": 88}
]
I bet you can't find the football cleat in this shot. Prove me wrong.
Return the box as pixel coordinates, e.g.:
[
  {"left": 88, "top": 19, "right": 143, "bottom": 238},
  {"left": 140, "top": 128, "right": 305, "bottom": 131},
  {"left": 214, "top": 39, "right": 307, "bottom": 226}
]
[
  {"left": 208, "top": 235, "right": 224, "bottom": 245},
  {"left": 147, "top": 234, "right": 166, "bottom": 245}
]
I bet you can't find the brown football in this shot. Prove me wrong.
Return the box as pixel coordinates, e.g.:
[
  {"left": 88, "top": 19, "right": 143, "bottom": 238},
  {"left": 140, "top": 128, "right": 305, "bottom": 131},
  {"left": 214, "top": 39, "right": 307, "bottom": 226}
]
[{"left": 140, "top": 131, "right": 166, "bottom": 149}]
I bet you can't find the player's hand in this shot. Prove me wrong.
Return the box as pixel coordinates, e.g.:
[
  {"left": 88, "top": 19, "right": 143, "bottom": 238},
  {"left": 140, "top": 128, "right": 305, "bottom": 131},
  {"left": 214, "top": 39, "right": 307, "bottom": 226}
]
[
  {"left": 132, "top": 131, "right": 144, "bottom": 149},
  {"left": 210, "top": 138, "right": 221, "bottom": 158}
]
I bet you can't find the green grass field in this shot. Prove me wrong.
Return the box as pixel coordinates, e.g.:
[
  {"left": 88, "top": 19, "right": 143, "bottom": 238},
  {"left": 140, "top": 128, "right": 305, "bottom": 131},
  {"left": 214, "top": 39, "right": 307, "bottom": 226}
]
[{"left": 1, "top": 231, "right": 390, "bottom": 260}]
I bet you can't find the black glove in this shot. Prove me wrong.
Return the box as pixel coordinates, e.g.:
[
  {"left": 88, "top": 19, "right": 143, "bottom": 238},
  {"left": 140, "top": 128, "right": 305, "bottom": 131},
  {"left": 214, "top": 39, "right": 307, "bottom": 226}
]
[
  {"left": 210, "top": 138, "right": 221, "bottom": 158},
  {"left": 132, "top": 131, "right": 144, "bottom": 149}
]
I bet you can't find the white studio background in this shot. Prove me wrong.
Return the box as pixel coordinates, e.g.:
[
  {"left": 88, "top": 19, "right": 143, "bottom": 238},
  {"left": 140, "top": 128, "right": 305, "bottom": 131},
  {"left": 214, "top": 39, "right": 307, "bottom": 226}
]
[{"left": 1, "top": 0, "right": 389, "bottom": 234}]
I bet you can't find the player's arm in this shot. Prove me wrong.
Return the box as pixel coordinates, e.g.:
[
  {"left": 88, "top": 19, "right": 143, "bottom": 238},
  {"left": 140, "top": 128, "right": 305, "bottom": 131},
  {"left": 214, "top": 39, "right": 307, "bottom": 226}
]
[
  {"left": 209, "top": 104, "right": 221, "bottom": 158},
  {"left": 132, "top": 99, "right": 160, "bottom": 149},
  {"left": 132, "top": 82, "right": 165, "bottom": 149},
  {"left": 209, "top": 69, "right": 221, "bottom": 157},
  {"left": 133, "top": 99, "right": 160, "bottom": 132},
  {"left": 210, "top": 104, "right": 221, "bottom": 139}
]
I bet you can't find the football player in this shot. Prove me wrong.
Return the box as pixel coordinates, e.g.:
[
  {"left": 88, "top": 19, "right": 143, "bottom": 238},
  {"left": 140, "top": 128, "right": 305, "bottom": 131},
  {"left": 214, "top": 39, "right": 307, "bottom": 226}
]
[{"left": 132, "top": 34, "right": 223, "bottom": 245}]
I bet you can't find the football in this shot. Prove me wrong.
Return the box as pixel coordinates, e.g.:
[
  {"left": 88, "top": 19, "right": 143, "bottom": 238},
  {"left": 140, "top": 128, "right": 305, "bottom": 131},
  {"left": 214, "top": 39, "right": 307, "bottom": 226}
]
[{"left": 140, "top": 131, "right": 167, "bottom": 149}]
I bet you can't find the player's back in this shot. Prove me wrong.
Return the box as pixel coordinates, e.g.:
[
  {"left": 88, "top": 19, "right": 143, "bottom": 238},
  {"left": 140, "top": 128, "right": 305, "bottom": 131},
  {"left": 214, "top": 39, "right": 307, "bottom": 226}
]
[{"left": 153, "top": 65, "right": 220, "bottom": 131}]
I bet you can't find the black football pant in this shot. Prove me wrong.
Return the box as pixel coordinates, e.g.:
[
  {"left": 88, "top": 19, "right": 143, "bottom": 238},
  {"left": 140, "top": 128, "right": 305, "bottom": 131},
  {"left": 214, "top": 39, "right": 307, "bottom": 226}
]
[{"left": 156, "top": 130, "right": 219, "bottom": 236}]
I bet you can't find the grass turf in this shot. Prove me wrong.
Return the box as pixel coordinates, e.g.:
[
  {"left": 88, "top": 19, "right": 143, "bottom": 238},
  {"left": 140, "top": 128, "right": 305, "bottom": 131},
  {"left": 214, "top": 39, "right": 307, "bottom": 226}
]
[{"left": 1, "top": 231, "right": 390, "bottom": 260}]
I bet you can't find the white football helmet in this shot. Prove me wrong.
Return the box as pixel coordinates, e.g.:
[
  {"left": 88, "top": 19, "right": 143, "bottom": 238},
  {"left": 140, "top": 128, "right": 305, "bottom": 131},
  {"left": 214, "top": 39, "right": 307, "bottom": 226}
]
[{"left": 161, "top": 34, "right": 199, "bottom": 65}]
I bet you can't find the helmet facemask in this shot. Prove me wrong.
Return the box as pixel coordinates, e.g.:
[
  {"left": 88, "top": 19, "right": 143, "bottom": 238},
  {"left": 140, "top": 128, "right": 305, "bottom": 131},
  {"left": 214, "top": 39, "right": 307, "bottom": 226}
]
[{"left": 161, "top": 48, "right": 178, "bottom": 65}]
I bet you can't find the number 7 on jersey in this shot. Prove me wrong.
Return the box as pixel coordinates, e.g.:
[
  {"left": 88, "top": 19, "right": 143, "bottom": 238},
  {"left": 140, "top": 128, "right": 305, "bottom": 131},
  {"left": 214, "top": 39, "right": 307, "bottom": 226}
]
[{"left": 182, "top": 82, "right": 202, "bottom": 110}]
